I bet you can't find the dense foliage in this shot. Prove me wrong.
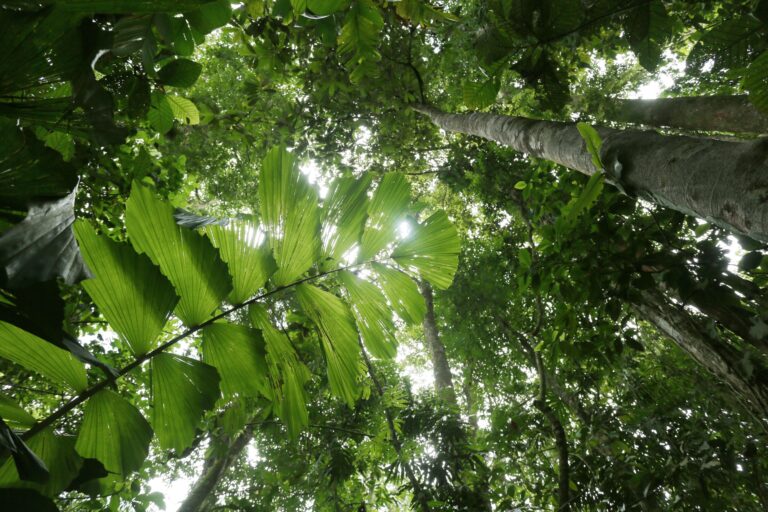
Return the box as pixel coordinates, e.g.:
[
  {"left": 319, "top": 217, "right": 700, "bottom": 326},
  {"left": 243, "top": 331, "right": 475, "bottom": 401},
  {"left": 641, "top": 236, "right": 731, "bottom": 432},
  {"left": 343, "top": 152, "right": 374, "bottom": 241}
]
[{"left": 1, "top": 0, "right": 768, "bottom": 511}]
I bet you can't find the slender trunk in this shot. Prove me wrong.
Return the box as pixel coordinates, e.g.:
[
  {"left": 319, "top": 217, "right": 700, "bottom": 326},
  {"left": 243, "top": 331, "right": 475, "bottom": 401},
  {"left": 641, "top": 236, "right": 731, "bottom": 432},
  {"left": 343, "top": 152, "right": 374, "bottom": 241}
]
[
  {"left": 419, "top": 282, "right": 457, "bottom": 404},
  {"left": 629, "top": 288, "right": 768, "bottom": 425},
  {"left": 413, "top": 104, "right": 768, "bottom": 242},
  {"left": 598, "top": 95, "right": 768, "bottom": 134},
  {"left": 178, "top": 425, "right": 255, "bottom": 512},
  {"left": 462, "top": 360, "right": 479, "bottom": 431}
]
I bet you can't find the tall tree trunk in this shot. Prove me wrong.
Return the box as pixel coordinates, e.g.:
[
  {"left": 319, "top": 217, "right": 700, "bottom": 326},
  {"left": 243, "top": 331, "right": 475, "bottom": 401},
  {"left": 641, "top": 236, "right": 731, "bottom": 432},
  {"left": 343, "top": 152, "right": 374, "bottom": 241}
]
[
  {"left": 178, "top": 425, "right": 255, "bottom": 512},
  {"left": 420, "top": 281, "right": 457, "bottom": 404},
  {"left": 630, "top": 288, "right": 768, "bottom": 425},
  {"left": 412, "top": 104, "right": 768, "bottom": 242},
  {"left": 598, "top": 95, "right": 768, "bottom": 134}
]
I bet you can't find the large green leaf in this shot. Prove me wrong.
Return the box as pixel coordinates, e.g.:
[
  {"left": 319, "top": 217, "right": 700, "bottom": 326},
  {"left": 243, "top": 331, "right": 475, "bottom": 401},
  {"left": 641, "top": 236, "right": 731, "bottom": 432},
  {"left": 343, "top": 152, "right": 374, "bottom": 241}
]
[
  {"left": 148, "top": 92, "right": 174, "bottom": 134},
  {"left": 0, "top": 419, "right": 48, "bottom": 484},
  {"left": 371, "top": 262, "right": 425, "bottom": 325},
  {"left": 0, "top": 393, "right": 36, "bottom": 429},
  {"left": 249, "top": 304, "right": 310, "bottom": 437},
  {"left": 339, "top": 271, "right": 396, "bottom": 359},
  {"left": 75, "top": 390, "right": 152, "bottom": 476},
  {"left": 185, "top": 0, "right": 232, "bottom": 34},
  {"left": 0, "top": 189, "right": 89, "bottom": 290},
  {"left": 125, "top": 183, "right": 231, "bottom": 326},
  {"left": 167, "top": 95, "right": 200, "bottom": 125},
  {"left": 0, "top": 429, "right": 82, "bottom": 497},
  {"left": 338, "top": 0, "right": 384, "bottom": 82},
  {"left": 295, "top": 284, "right": 361, "bottom": 406},
  {"left": 0, "top": 321, "right": 87, "bottom": 392},
  {"left": 151, "top": 354, "right": 220, "bottom": 452},
  {"left": 391, "top": 211, "right": 460, "bottom": 289},
  {"left": 201, "top": 323, "right": 270, "bottom": 399},
  {"left": 259, "top": 147, "right": 320, "bottom": 286},
  {"left": 320, "top": 176, "right": 371, "bottom": 270},
  {"left": 157, "top": 58, "right": 202, "bottom": 88},
  {"left": 203, "top": 218, "right": 277, "bottom": 305},
  {"left": 358, "top": 174, "right": 411, "bottom": 262},
  {"left": 74, "top": 221, "right": 178, "bottom": 356}
]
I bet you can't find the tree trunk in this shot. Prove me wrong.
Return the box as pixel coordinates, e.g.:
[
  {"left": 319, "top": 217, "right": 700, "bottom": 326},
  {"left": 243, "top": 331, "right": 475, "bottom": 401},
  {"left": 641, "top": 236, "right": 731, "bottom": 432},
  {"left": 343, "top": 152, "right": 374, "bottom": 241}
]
[
  {"left": 629, "top": 288, "right": 768, "bottom": 425},
  {"left": 177, "top": 425, "right": 255, "bottom": 512},
  {"left": 412, "top": 104, "right": 768, "bottom": 242},
  {"left": 599, "top": 95, "right": 768, "bottom": 134},
  {"left": 420, "top": 281, "right": 457, "bottom": 404}
]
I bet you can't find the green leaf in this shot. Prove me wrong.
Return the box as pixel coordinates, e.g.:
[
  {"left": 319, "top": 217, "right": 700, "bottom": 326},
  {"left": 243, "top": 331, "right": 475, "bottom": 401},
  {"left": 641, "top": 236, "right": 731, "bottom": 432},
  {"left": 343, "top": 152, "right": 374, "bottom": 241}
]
[
  {"left": 371, "top": 262, "right": 426, "bottom": 325},
  {"left": 295, "top": 284, "right": 362, "bottom": 407},
  {"left": 359, "top": 174, "right": 411, "bottom": 261},
  {"left": 41, "top": 131, "right": 75, "bottom": 162},
  {"left": 259, "top": 147, "right": 320, "bottom": 286},
  {"left": 151, "top": 353, "right": 220, "bottom": 452},
  {"left": 576, "top": 122, "right": 603, "bottom": 170},
  {"left": 0, "top": 429, "right": 82, "bottom": 497},
  {"left": 307, "top": 0, "right": 349, "bottom": 15},
  {"left": 167, "top": 95, "right": 200, "bottom": 125},
  {"left": 0, "top": 321, "right": 87, "bottom": 392},
  {"left": 320, "top": 175, "right": 371, "bottom": 269},
  {"left": 157, "top": 58, "right": 203, "bottom": 88},
  {"left": 745, "top": 50, "right": 768, "bottom": 114},
  {"left": 249, "top": 304, "right": 310, "bottom": 438},
  {"left": 203, "top": 218, "right": 277, "bottom": 305},
  {"left": 0, "top": 393, "right": 36, "bottom": 429},
  {"left": 0, "top": 188, "right": 90, "bottom": 290},
  {"left": 148, "top": 92, "right": 174, "bottom": 134},
  {"left": 201, "top": 323, "right": 270, "bottom": 399},
  {"left": 561, "top": 172, "right": 605, "bottom": 225},
  {"left": 391, "top": 211, "right": 460, "bottom": 290},
  {"left": 185, "top": 0, "right": 232, "bottom": 34},
  {"left": 739, "top": 251, "right": 763, "bottom": 271},
  {"left": 339, "top": 271, "right": 397, "bottom": 358},
  {"left": 462, "top": 79, "right": 500, "bottom": 109},
  {"left": 125, "top": 182, "right": 231, "bottom": 326},
  {"left": 338, "top": 0, "right": 384, "bottom": 82},
  {"left": 74, "top": 221, "right": 178, "bottom": 356},
  {"left": 75, "top": 390, "right": 153, "bottom": 476},
  {"left": 514, "top": 181, "right": 527, "bottom": 190}
]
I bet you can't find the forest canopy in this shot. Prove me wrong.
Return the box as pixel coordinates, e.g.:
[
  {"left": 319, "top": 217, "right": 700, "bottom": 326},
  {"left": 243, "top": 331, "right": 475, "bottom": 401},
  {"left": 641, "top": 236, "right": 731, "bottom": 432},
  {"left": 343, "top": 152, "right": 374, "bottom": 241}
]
[{"left": 1, "top": 0, "right": 768, "bottom": 510}]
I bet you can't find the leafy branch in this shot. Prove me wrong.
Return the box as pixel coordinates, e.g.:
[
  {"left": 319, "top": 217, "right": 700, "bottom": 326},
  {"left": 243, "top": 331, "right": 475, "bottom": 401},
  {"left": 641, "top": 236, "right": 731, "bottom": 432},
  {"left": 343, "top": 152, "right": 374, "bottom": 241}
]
[{"left": 22, "top": 261, "right": 372, "bottom": 441}]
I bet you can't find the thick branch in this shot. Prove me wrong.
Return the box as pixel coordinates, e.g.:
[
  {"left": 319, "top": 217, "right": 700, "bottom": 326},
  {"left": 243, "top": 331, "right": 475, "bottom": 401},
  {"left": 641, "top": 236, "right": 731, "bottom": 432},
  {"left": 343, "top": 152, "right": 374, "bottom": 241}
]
[
  {"left": 412, "top": 104, "right": 768, "bottom": 242},
  {"left": 598, "top": 95, "right": 768, "bottom": 134}
]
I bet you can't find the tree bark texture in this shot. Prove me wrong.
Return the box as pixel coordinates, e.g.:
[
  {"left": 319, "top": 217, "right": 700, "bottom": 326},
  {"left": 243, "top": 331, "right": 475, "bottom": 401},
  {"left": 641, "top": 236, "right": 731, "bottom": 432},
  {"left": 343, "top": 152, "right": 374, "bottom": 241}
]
[
  {"left": 601, "top": 95, "right": 768, "bottom": 134},
  {"left": 413, "top": 104, "right": 768, "bottom": 242},
  {"left": 177, "top": 425, "right": 255, "bottom": 512},
  {"left": 630, "top": 288, "right": 768, "bottom": 424},
  {"left": 420, "top": 281, "right": 457, "bottom": 404}
]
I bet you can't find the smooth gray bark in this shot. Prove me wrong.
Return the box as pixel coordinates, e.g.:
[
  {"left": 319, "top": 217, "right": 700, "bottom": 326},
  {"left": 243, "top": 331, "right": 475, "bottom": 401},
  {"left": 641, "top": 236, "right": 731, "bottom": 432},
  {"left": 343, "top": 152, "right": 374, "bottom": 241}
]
[
  {"left": 413, "top": 104, "right": 768, "bottom": 242},
  {"left": 420, "top": 281, "right": 458, "bottom": 404},
  {"left": 601, "top": 95, "right": 768, "bottom": 134},
  {"left": 630, "top": 288, "right": 768, "bottom": 424}
]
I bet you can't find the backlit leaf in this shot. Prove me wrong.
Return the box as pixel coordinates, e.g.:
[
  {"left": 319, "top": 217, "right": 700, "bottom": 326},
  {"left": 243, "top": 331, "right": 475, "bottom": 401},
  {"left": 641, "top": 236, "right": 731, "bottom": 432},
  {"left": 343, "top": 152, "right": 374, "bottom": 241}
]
[
  {"left": 201, "top": 323, "right": 270, "bottom": 399},
  {"left": 75, "top": 390, "right": 152, "bottom": 476},
  {"left": 359, "top": 174, "right": 410, "bottom": 261},
  {"left": 296, "top": 284, "right": 362, "bottom": 407},
  {"left": 259, "top": 147, "right": 320, "bottom": 286},
  {"left": 75, "top": 221, "right": 178, "bottom": 355},
  {"left": 125, "top": 183, "right": 231, "bottom": 326},
  {"left": 339, "top": 271, "right": 397, "bottom": 358},
  {"left": 371, "top": 262, "right": 426, "bottom": 325},
  {"left": 151, "top": 354, "right": 220, "bottom": 452},
  {"left": 391, "top": 211, "right": 460, "bottom": 289},
  {"left": 320, "top": 175, "right": 371, "bottom": 269}
]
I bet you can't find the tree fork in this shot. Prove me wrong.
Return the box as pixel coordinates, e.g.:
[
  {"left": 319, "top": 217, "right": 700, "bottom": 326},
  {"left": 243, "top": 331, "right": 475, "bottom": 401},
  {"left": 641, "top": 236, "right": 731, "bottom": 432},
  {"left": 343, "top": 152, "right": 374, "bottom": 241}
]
[{"left": 412, "top": 104, "right": 768, "bottom": 242}]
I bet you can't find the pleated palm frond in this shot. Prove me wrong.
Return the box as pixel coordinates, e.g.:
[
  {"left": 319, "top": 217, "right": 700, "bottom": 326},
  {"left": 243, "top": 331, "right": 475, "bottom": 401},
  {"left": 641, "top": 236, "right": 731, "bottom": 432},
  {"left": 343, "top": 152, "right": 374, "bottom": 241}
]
[
  {"left": 259, "top": 147, "right": 320, "bottom": 286},
  {"left": 358, "top": 173, "right": 411, "bottom": 261},
  {"left": 319, "top": 175, "right": 371, "bottom": 269},
  {"left": 125, "top": 182, "right": 232, "bottom": 326}
]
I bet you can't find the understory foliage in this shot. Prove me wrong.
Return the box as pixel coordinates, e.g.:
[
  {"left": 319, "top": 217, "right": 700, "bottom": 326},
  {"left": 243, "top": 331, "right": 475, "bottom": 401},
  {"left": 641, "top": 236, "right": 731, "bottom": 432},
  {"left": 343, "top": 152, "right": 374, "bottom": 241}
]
[{"left": 1, "top": 0, "right": 768, "bottom": 511}]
